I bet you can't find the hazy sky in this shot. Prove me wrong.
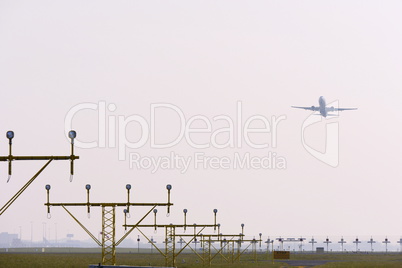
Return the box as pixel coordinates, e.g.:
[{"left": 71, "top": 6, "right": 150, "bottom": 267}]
[{"left": 1, "top": 1, "right": 401, "bottom": 244}]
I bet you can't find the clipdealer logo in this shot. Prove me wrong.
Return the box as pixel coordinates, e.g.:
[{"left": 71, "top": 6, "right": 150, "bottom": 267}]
[{"left": 64, "top": 101, "right": 287, "bottom": 172}]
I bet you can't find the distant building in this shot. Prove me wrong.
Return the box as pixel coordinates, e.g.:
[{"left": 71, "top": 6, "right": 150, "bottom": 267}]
[
  {"left": 0, "top": 232, "right": 18, "bottom": 247},
  {"left": 316, "top": 247, "right": 324, "bottom": 253}
]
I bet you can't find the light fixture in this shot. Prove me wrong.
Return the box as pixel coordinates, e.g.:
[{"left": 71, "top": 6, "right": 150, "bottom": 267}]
[
  {"left": 69, "top": 130, "right": 77, "bottom": 182},
  {"left": 86, "top": 184, "right": 91, "bottom": 218},
  {"left": 6, "top": 131, "right": 14, "bottom": 182},
  {"left": 153, "top": 209, "right": 158, "bottom": 232},
  {"left": 166, "top": 184, "right": 172, "bottom": 216},
  {"left": 68, "top": 130, "right": 76, "bottom": 141},
  {"left": 183, "top": 209, "right": 188, "bottom": 231},
  {"left": 45, "top": 184, "right": 51, "bottom": 218},
  {"left": 126, "top": 184, "right": 131, "bottom": 213},
  {"left": 6, "top": 131, "right": 14, "bottom": 141},
  {"left": 213, "top": 209, "right": 218, "bottom": 231},
  {"left": 123, "top": 209, "right": 128, "bottom": 230}
]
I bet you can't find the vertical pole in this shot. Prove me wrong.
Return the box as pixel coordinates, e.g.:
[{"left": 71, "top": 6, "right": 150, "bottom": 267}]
[
  {"left": 213, "top": 209, "right": 218, "bottom": 231},
  {"left": 8, "top": 136, "right": 12, "bottom": 182},
  {"left": 70, "top": 140, "right": 74, "bottom": 177},
  {"left": 126, "top": 184, "right": 131, "bottom": 213},
  {"left": 166, "top": 185, "right": 172, "bottom": 215},
  {"left": 69, "top": 130, "right": 76, "bottom": 181},
  {"left": 183, "top": 209, "right": 187, "bottom": 231},
  {"left": 312, "top": 238, "right": 314, "bottom": 252}
]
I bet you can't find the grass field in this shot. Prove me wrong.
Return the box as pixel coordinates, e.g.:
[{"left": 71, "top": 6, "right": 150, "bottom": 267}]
[{"left": 0, "top": 252, "right": 402, "bottom": 267}]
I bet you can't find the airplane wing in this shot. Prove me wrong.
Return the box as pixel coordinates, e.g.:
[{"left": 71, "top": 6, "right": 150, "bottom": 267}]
[
  {"left": 291, "top": 106, "right": 319, "bottom": 111},
  {"left": 334, "top": 108, "right": 358, "bottom": 111}
]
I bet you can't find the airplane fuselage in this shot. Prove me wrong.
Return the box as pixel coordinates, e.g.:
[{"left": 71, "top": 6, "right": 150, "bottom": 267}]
[{"left": 319, "top": 96, "right": 327, "bottom": 117}]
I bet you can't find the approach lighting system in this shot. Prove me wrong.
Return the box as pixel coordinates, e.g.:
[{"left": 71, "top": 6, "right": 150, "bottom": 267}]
[
  {"left": 126, "top": 184, "right": 131, "bottom": 213},
  {"left": 338, "top": 237, "right": 347, "bottom": 252},
  {"left": 6, "top": 131, "right": 14, "bottom": 182},
  {"left": 153, "top": 208, "right": 158, "bottom": 231},
  {"left": 324, "top": 237, "right": 332, "bottom": 252},
  {"left": 123, "top": 209, "right": 129, "bottom": 229},
  {"left": 382, "top": 237, "right": 391, "bottom": 252},
  {"left": 183, "top": 209, "right": 188, "bottom": 231},
  {"left": 0, "top": 130, "right": 79, "bottom": 216},
  {"left": 353, "top": 237, "right": 361, "bottom": 252},
  {"left": 166, "top": 184, "right": 172, "bottom": 216},
  {"left": 68, "top": 130, "right": 77, "bottom": 181},
  {"left": 44, "top": 184, "right": 173, "bottom": 265},
  {"left": 45, "top": 184, "right": 51, "bottom": 217},
  {"left": 86, "top": 184, "right": 91, "bottom": 217},
  {"left": 368, "top": 237, "right": 376, "bottom": 252},
  {"left": 213, "top": 209, "right": 218, "bottom": 230}
]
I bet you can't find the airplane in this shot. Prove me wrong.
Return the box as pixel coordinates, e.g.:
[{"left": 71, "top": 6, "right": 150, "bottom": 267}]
[{"left": 291, "top": 96, "right": 357, "bottom": 117}]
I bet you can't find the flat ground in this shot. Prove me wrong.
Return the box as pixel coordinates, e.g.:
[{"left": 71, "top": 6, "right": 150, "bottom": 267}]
[{"left": 0, "top": 252, "right": 401, "bottom": 267}]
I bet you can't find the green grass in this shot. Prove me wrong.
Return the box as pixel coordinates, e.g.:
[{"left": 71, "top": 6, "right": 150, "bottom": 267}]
[{"left": 0, "top": 252, "right": 401, "bottom": 268}]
